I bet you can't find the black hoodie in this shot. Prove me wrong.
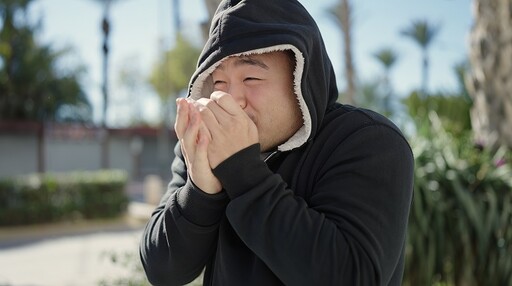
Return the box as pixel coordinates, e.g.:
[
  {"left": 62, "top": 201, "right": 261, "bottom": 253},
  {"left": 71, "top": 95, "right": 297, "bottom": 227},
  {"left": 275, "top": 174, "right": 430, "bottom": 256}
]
[{"left": 139, "top": 0, "right": 414, "bottom": 285}]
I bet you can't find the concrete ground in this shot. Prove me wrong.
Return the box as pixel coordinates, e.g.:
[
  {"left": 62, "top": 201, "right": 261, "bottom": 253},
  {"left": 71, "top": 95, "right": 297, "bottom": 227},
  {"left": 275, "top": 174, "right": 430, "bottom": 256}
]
[{"left": 0, "top": 202, "right": 155, "bottom": 286}]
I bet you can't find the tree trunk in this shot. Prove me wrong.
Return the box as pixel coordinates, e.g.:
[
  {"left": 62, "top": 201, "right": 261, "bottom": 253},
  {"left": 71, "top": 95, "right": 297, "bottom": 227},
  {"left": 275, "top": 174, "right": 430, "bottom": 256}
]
[
  {"left": 421, "top": 51, "right": 429, "bottom": 97},
  {"left": 340, "top": 0, "right": 356, "bottom": 105},
  {"left": 467, "top": 0, "right": 512, "bottom": 148},
  {"left": 101, "top": 3, "right": 111, "bottom": 169}
]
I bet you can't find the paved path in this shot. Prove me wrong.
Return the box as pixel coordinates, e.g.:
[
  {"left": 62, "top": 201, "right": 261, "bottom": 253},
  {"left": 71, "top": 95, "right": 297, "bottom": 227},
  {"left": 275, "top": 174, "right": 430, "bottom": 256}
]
[{"left": 0, "top": 203, "right": 154, "bottom": 286}]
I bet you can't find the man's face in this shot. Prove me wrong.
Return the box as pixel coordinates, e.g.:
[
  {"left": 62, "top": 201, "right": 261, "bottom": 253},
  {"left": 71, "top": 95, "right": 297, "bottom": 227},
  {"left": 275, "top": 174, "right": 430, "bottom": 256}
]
[{"left": 211, "top": 52, "right": 303, "bottom": 152}]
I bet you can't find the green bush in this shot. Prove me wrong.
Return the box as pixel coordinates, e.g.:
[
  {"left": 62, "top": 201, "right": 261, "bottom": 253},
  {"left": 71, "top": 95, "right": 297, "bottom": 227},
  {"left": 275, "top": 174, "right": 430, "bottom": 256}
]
[
  {"left": 0, "top": 170, "right": 129, "bottom": 226},
  {"left": 404, "top": 112, "right": 512, "bottom": 286},
  {"left": 403, "top": 91, "right": 472, "bottom": 136}
]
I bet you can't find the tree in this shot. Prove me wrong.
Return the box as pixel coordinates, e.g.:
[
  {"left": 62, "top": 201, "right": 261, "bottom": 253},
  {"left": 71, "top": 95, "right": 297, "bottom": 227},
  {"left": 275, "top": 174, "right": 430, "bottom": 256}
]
[
  {"left": 148, "top": 34, "right": 200, "bottom": 178},
  {"left": 373, "top": 48, "right": 398, "bottom": 87},
  {"left": 401, "top": 20, "right": 440, "bottom": 96},
  {"left": 0, "top": 0, "right": 91, "bottom": 122},
  {"left": 354, "top": 80, "right": 385, "bottom": 113},
  {"left": 373, "top": 47, "right": 399, "bottom": 115},
  {"left": 466, "top": 0, "right": 512, "bottom": 149},
  {"left": 0, "top": 0, "right": 91, "bottom": 173},
  {"left": 149, "top": 34, "right": 200, "bottom": 108},
  {"left": 116, "top": 56, "right": 146, "bottom": 126},
  {"left": 453, "top": 59, "right": 471, "bottom": 103},
  {"left": 90, "top": 0, "right": 126, "bottom": 168},
  {"left": 329, "top": 0, "right": 356, "bottom": 105}
]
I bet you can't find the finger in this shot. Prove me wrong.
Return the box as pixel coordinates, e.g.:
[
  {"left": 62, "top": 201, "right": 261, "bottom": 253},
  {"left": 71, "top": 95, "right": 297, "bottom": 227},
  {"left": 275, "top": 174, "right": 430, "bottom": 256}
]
[
  {"left": 174, "top": 98, "right": 189, "bottom": 139},
  {"left": 196, "top": 98, "right": 230, "bottom": 125},
  {"left": 199, "top": 122, "right": 212, "bottom": 142},
  {"left": 181, "top": 103, "right": 201, "bottom": 164},
  {"left": 210, "top": 91, "right": 244, "bottom": 116},
  {"left": 196, "top": 124, "right": 210, "bottom": 153},
  {"left": 192, "top": 99, "right": 225, "bottom": 134}
]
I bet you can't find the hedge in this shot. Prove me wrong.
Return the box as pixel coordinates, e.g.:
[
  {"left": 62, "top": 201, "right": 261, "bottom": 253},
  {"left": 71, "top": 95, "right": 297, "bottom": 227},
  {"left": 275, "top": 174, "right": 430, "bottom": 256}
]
[{"left": 0, "top": 170, "right": 129, "bottom": 226}]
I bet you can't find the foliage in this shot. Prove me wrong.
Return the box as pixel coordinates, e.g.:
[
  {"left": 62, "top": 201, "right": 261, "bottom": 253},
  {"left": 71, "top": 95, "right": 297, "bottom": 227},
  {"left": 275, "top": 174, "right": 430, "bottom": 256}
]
[
  {"left": 368, "top": 47, "right": 400, "bottom": 117},
  {"left": 453, "top": 59, "right": 471, "bottom": 102},
  {"left": 353, "top": 79, "right": 408, "bottom": 124},
  {"left": 373, "top": 47, "right": 398, "bottom": 72},
  {"left": 400, "top": 19, "right": 440, "bottom": 94},
  {"left": 98, "top": 249, "right": 204, "bottom": 286},
  {"left": 0, "top": 170, "right": 129, "bottom": 226},
  {"left": 98, "top": 250, "right": 152, "bottom": 286},
  {"left": 0, "top": 0, "right": 92, "bottom": 123},
  {"left": 354, "top": 80, "right": 388, "bottom": 113},
  {"left": 404, "top": 112, "right": 512, "bottom": 286},
  {"left": 149, "top": 34, "right": 201, "bottom": 101},
  {"left": 400, "top": 19, "right": 440, "bottom": 50},
  {"left": 403, "top": 90, "right": 472, "bottom": 136}
]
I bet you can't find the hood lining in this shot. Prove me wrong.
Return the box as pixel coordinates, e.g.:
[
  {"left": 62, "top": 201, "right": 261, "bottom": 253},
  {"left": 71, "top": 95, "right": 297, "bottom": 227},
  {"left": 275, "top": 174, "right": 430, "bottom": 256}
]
[{"left": 189, "top": 44, "right": 311, "bottom": 152}]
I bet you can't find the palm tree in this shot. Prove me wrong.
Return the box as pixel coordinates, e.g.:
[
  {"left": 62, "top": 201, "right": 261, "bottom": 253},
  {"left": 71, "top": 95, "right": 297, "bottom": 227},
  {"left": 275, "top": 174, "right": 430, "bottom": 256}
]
[
  {"left": 400, "top": 20, "right": 440, "bottom": 96},
  {"left": 329, "top": 0, "right": 356, "bottom": 105},
  {"left": 373, "top": 48, "right": 399, "bottom": 115},
  {"left": 373, "top": 48, "right": 398, "bottom": 91},
  {"left": 467, "top": 0, "right": 512, "bottom": 149}
]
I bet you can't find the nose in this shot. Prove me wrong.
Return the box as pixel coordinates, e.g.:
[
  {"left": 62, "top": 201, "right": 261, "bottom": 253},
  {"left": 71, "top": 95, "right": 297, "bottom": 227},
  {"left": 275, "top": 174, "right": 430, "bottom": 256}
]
[{"left": 227, "top": 83, "right": 247, "bottom": 109}]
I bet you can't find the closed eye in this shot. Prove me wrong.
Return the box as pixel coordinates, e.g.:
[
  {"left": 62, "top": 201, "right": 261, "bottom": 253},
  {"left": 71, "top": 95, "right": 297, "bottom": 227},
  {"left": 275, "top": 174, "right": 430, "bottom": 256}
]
[
  {"left": 244, "top": 77, "right": 261, "bottom": 82},
  {"left": 213, "top": 80, "right": 227, "bottom": 87}
]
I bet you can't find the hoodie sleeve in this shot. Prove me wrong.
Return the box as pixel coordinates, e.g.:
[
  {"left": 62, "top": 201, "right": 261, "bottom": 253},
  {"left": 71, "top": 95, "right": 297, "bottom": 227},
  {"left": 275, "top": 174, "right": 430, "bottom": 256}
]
[
  {"left": 212, "top": 124, "right": 414, "bottom": 285},
  {"left": 139, "top": 142, "right": 229, "bottom": 286}
]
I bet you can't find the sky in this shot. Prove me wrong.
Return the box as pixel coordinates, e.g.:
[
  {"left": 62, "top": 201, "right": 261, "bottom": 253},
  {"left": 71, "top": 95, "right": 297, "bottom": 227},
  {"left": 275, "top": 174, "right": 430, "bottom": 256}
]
[{"left": 29, "top": 0, "right": 473, "bottom": 126}]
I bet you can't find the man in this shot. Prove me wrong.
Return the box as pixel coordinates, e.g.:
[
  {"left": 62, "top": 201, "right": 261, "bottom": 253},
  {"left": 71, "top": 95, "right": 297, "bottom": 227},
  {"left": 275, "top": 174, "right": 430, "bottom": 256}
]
[{"left": 139, "top": 0, "right": 414, "bottom": 285}]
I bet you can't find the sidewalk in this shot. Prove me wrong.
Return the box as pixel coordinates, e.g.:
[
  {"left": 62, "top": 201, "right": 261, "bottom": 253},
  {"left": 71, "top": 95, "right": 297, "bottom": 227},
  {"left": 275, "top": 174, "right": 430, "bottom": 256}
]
[{"left": 0, "top": 202, "right": 155, "bottom": 286}]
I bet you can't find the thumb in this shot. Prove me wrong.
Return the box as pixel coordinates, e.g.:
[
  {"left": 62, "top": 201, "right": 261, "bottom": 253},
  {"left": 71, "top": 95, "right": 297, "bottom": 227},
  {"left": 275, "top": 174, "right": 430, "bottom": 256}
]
[{"left": 210, "top": 91, "right": 244, "bottom": 116}]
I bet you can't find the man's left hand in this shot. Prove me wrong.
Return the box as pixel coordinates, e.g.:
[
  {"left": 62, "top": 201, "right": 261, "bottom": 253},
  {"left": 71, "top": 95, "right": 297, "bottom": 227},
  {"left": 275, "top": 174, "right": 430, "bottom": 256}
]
[{"left": 193, "top": 91, "right": 259, "bottom": 169}]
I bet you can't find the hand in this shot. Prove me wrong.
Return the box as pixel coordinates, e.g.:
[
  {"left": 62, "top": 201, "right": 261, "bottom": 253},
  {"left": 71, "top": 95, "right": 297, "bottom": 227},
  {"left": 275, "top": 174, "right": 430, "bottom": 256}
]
[
  {"left": 194, "top": 91, "right": 259, "bottom": 169},
  {"left": 174, "top": 98, "right": 222, "bottom": 194}
]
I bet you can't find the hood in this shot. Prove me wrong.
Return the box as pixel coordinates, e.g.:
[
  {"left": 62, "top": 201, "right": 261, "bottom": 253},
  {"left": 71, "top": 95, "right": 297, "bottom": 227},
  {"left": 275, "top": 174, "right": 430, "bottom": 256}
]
[{"left": 187, "top": 0, "right": 339, "bottom": 151}]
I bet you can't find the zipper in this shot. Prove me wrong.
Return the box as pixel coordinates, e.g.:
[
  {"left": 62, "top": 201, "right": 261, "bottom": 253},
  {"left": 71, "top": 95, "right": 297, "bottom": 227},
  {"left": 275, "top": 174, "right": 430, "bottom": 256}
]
[{"left": 263, "top": 150, "right": 281, "bottom": 163}]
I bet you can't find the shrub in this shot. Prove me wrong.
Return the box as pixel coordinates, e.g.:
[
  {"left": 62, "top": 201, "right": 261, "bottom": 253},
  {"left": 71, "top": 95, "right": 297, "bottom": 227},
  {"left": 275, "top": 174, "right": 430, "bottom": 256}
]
[
  {"left": 403, "top": 91, "right": 472, "bottom": 136},
  {"left": 404, "top": 112, "right": 512, "bottom": 286},
  {"left": 0, "top": 170, "right": 129, "bottom": 226}
]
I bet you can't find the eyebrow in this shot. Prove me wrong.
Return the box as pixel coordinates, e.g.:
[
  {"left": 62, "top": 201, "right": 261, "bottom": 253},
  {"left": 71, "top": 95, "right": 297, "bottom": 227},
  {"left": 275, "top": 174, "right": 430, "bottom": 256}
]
[{"left": 217, "top": 56, "right": 269, "bottom": 70}]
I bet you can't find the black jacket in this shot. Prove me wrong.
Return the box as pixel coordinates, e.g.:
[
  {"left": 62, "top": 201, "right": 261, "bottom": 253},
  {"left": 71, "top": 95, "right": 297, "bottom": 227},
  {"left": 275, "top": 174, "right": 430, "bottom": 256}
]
[{"left": 139, "top": 0, "right": 414, "bottom": 285}]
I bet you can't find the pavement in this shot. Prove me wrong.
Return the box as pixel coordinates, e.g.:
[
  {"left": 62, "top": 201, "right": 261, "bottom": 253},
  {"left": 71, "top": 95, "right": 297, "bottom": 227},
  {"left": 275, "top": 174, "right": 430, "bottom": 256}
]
[{"left": 0, "top": 202, "right": 155, "bottom": 286}]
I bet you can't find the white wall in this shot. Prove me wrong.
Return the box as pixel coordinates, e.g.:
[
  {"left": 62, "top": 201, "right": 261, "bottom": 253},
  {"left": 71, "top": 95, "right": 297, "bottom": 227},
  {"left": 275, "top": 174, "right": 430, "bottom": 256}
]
[
  {"left": 0, "top": 135, "right": 38, "bottom": 177},
  {"left": 0, "top": 132, "right": 176, "bottom": 180}
]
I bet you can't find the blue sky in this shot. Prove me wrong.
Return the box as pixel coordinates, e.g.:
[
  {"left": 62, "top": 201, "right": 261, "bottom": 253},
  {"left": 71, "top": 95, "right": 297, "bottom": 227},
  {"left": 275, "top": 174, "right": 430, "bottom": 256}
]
[{"left": 30, "top": 0, "right": 473, "bottom": 125}]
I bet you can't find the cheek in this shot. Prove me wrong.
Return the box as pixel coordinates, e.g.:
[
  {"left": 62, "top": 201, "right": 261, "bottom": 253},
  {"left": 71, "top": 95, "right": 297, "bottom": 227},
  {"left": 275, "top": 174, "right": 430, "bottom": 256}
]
[{"left": 245, "top": 84, "right": 299, "bottom": 123}]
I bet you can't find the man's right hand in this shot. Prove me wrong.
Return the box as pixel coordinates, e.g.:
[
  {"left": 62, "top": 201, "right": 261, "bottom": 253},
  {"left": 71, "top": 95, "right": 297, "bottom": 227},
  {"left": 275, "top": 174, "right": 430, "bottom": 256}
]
[{"left": 175, "top": 98, "right": 222, "bottom": 194}]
